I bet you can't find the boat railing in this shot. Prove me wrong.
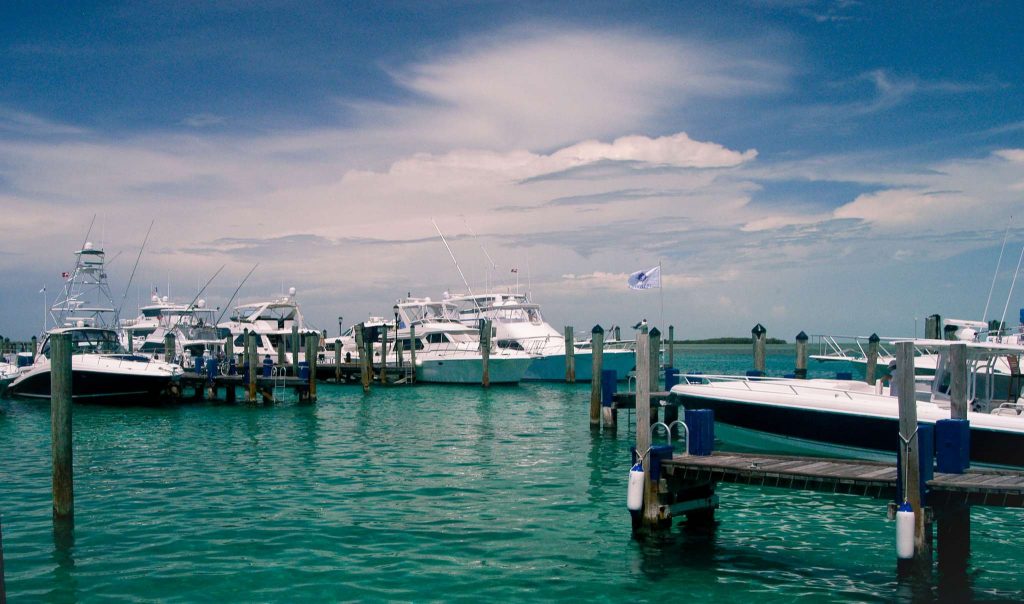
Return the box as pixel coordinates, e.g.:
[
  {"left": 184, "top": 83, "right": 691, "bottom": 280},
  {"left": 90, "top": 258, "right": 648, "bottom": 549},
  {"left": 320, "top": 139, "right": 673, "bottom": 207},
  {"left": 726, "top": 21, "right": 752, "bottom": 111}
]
[{"left": 680, "top": 373, "right": 866, "bottom": 400}]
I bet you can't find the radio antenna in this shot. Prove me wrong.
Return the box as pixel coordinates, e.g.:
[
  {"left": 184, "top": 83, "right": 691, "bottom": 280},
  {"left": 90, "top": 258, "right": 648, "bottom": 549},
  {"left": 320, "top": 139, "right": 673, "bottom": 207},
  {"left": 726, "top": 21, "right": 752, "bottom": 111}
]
[
  {"left": 982, "top": 220, "right": 1012, "bottom": 323},
  {"left": 432, "top": 219, "right": 473, "bottom": 295},
  {"left": 216, "top": 263, "right": 259, "bottom": 324}
]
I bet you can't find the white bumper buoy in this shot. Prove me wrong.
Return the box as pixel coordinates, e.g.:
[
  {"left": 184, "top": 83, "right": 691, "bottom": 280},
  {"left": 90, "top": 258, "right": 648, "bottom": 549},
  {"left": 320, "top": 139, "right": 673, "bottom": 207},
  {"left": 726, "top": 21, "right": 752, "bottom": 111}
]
[
  {"left": 896, "top": 502, "right": 915, "bottom": 559},
  {"left": 627, "top": 462, "right": 644, "bottom": 511}
]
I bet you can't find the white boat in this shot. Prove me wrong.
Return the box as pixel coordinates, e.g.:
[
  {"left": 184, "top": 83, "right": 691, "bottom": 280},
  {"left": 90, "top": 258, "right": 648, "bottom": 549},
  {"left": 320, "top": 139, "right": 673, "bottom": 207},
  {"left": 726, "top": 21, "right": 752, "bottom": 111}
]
[
  {"left": 8, "top": 326, "right": 183, "bottom": 404},
  {"left": 131, "top": 300, "right": 228, "bottom": 370},
  {"left": 670, "top": 339, "right": 1024, "bottom": 468},
  {"left": 121, "top": 293, "right": 188, "bottom": 349},
  {"left": 446, "top": 292, "right": 635, "bottom": 381},
  {"left": 393, "top": 297, "right": 533, "bottom": 384},
  {"left": 217, "top": 288, "right": 319, "bottom": 372}
]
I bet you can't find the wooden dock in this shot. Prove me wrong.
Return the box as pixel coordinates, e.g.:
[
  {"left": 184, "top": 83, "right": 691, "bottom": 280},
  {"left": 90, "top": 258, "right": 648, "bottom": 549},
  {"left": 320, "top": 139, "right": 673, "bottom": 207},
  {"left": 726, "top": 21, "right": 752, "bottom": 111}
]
[{"left": 662, "top": 452, "right": 1024, "bottom": 508}]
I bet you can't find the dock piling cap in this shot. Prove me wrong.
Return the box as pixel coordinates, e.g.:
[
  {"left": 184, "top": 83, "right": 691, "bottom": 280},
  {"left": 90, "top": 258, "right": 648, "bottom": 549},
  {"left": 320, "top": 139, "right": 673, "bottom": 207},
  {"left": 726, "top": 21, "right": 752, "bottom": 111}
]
[{"left": 751, "top": 324, "right": 766, "bottom": 337}]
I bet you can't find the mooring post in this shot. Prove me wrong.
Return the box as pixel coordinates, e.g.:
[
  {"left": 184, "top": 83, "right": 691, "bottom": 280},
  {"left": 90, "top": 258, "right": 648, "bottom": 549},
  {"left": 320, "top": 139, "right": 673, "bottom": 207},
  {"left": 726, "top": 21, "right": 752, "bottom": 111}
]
[
  {"left": 949, "top": 343, "right": 968, "bottom": 419},
  {"left": 224, "top": 334, "right": 234, "bottom": 373},
  {"left": 614, "top": 326, "right": 621, "bottom": 341},
  {"left": 481, "top": 319, "right": 491, "bottom": 387},
  {"left": 379, "top": 324, "right": 389, "bottom": 385},
  {"left": 896, "top": 341, "right": 927, "bottom": 560},
  {"left": 164, "top": 332, "right": 176, "bottom": 365},
  {"left": 31, "top": 334, "right": 38, "bottom": 360},
  {"left": 667, "top": 325, "right": 675, "bottom": 369},
  {"left": 648, "top": 328, "right": 661, "bottom": 394},
  {"left": 334, "top": 338, "right": 342, "bottom": 383},
  {"left": 866, "top": 333, "right": 880, "bottom": 385},
  {"left": 1, "top": 514, "right": 6, "bottom": 603},
  {"left": 634, "top": 332, "right": 661, "bottom": 530},
  {"left": 751, "top": 323, "right": 767, "bottom": 375},
  {"left": 307, "top": 333, "right": 318, "bottom": 401},
  {"left": 590, "top": 325, "right": 604, "bottom": 428},
  {"left": 277, "top": 332, "right": 286, "bottom": 369},
  {"left": 795, "top": 331, "right": 808, "bottom": 379},
  {"left": 127, "top": 332, "right": 134, "bottom": 353},
  {"left": 355, "top": 323, "right": 370, "bottom": 392},
  {"left": 247, "top": 332, "right": 258, "bottom": 403},
  {"left": 564, "top": 325, "right": 576, "bottom": 383},
  {"left": 51, "top": 332, "right": 74, "bottom": 521},
  {"left": 291, "top": 325, "right": 299, "bottom": 376},
  {"left": 409, "top": 325, "right": 417, "bottom": 383}
]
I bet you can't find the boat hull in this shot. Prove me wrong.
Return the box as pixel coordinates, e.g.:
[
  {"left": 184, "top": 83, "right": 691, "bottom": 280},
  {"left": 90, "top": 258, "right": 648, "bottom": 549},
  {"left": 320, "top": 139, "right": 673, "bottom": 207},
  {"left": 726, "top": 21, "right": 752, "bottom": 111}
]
[
  {"left": 416, "top": 356, "right": 531, "bottom": 384},
  {"left": 523, "top": 349, "right": 634, "bottom": 381},
  {"left": 8, "top": 360, "right": 180, "bottom": 405},
  {"left": 673, "top": 383, "right": 1024, "bottom": 468}
]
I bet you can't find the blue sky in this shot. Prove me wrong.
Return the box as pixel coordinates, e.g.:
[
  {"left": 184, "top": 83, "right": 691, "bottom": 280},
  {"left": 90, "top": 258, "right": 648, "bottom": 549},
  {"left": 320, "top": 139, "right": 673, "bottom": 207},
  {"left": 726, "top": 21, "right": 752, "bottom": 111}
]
[{"left": 1, "top": 1, "right": 1022, "bottom": 340}]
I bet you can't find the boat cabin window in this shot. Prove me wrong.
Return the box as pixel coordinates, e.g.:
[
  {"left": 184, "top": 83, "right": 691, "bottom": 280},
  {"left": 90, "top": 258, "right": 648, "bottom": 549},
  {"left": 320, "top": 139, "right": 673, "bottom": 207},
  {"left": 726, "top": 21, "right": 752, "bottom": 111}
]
[
  {"left": 426, "top": 332, "right": 448, "bottom": 344},
  {"left": 142, "top": 308, "right": 162, "bottom": 318},
  {"left": 41, "top": 330, "right": 125, "bottom": 357},
  {"left": 398, "top": 338, "right": 424, "bottom": 351},
  {"left": 497, "top": 339, "right": 525, "bottom": 351}
]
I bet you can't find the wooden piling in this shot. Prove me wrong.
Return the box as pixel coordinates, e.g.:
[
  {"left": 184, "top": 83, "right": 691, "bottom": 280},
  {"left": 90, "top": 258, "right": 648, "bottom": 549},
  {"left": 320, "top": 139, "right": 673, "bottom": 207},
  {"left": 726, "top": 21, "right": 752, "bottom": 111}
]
[
  {"left": 648, "top": 328, "right": 661, "bottom": 391},
  {"left": 667, "top": 325, "right": 675, "bottom": 369},
  {"left": 590, "top": 325, "right": 604, "bottom": 428},
  {"left": 50, "top": 332, "right": 73, "bottom": 521},
  {"left": 307, "top": 333, "right": 318, "bottom": 401},
  {"left": 291, "top": 325, "right": 299, "bottom": 375},
  {"left": 334, "top": 339, "right": 342, "bottom": 382},
  {"left": 379, "top": 324, "right": 389, "bottom": 385},
  {"left": 247, "top": 332, "right": 258, "bottom": 403},
  {"left": 164, "top": 332, "right": 176, "bottom": 364},
  {"left": 949, "top": 342, "right": 968, "bottom": 419},
  {"left": 409, "top": 325, "right": 417, "bottom": 384},
  {"left": 795, "top": 331, "right": 808, "bottom": 379},
  {"left": 277, "top": 332, "right": 286, "bottom": 368},
  {"left": 481, "top": 319, "right": 491, "bottom": 387},
  {"left": 355, "top": 323, "right": 370, "bottom": 392},
  {"left": 751, "top": 323, "right": 766, "bottom": 374},
  {"left": 614, "top": 326, "right": 621, "bottom": 341},
  {"left": 634, "top": 332, "right": 660, "bottom": 529},
  {"left": 564, "top": 326, "right": 576, "bottom": 383},
  {"left": 31, "top": 335, "right": 37, "bottom": 360},
  {"left": 1, "top": 514, "right": 6, "bottom": 603},
  {"left": 896, "top": 341, "right": 926, "bottom": 558},
  {"left": 225, "top": 334, "right": 234, "bottom": 370},
  {"left": 866, "top": 333, "right": 880, "bottom": 385}
]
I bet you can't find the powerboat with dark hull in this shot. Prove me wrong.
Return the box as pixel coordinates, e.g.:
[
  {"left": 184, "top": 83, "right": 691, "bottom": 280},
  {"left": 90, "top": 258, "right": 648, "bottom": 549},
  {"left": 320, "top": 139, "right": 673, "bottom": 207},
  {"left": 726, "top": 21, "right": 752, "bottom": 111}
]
[
  {"left": 8, "top": 327, "right": 183, "bottom": 405},
  {"left": 670, "top": 340, "right": 1024, "bottom": 468}
]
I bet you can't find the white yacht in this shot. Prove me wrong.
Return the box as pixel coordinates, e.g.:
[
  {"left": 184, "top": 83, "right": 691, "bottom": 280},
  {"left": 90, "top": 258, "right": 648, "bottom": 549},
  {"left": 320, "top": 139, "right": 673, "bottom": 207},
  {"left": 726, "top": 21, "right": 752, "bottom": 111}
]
[
  {"left": 121, "top": 294, "right": 188, "bottom": 349},
  {"left": 390, "top": 297, "right": 534, "bottom": 384},
  {"left": 217, "top": 288, "right": 319, "bottom": 371},
  {"left": 446, "top": 292, "right": 635, "bottom": 381},
  {"left": 670, "top": 339, "right": 1024, "bottom": 468},
  {"left": 131, "top": 300, "right": 228, "bottom": 370}
]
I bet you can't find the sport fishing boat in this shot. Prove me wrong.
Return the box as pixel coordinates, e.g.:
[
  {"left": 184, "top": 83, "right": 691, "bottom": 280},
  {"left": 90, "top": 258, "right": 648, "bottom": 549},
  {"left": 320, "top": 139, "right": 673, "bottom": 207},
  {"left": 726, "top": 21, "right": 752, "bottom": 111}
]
[
  {"left": 446, "top": 292, "right": 635, "bottom": 381},
  {"left": 121, "top": 293, "right": 188, "bottom": 349},
  {"left": 670, "top": 339, "right": 1024, "bottom": 468},
  {"left": 217, "top": 288, "right": 320, "bottom": 372},
  {"left": 392, "top": 297, "right": 533, "bottom": 384},
  {"left": 132, "top": 300, "right": 228, "bottom": 370},
  {"left": 8, "top": 326, "right": 183, "bottom": 404}
]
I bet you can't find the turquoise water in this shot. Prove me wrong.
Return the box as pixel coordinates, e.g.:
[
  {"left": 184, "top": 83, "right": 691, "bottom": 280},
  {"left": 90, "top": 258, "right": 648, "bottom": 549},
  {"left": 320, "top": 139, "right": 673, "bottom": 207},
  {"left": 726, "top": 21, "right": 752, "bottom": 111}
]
[{"left": 2, "top": 348, "right": 1022, "bottom": 602}]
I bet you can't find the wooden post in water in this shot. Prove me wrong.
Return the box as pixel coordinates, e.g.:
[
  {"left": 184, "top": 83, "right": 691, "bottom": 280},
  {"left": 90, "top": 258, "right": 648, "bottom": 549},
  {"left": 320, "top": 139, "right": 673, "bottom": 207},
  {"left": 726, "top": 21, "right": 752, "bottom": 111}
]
[
  {"left": 247, "top": 332, "right": 258, "bottom": 403},
  {"left": 307, "top": 333, "right": 318, "bottom": 401},
  {"left": 589, "top": 325, "right": 604, "bottom": 428},
  {"left": 31, "top": 335, "right": 38, "bottom": 361},
  {"left": 480, "top": 319, "right": 491, "bottom": 387},
  {"left": 291, "top": 325, "right": 299, "bottom": 376},
  {"left": 164, "top": 332, "right": 176, "bottom": 365},
  {"left": 564, "top": 326, "right": 576, "bottom": 383},
  {"left": 1, "top": 514, "right": 6, "bottom": 603},
  {"left": 277, "top": 333, "right": 286, "bottom": 369},
  {"left": 795, "top": 331, "right": 808, "bottom": 379},
  {"left": 614, "top": 326, "right": 621, "bottom": 341},
  {"left": 866, "top": 333, "right": 880, "bottom": 385},
  {"left": 896, "top": 341, "right": 926, "bottom": 557},
  {"left": 667, "top": 325, "right": 675, "bottom": 369},
  {"left": 648, "top": 328, "right": 661, "bottom": 393},
  {"left": 379, "top": 324, "right": 389, "bottom": 385},
  {"left": 409, "top": 325, "right": 417, "bottom": 384},
  {"left": 752, "top": 324, "right": 766, "bottom": 374},
  {"left": 634, "top": 332, "right": 661, "bottom": 530},
  {"left": 334, "top": 339, "right": 342, "bottom": 383},
  {"left": 949, "top": 343, "right": 968, "bottom": 419},
  {"left": 355, "top": 323, "right": 370, "bottom": 392},
  {"left": 51, "top": 332, "right": 74, "bottom": 521}
]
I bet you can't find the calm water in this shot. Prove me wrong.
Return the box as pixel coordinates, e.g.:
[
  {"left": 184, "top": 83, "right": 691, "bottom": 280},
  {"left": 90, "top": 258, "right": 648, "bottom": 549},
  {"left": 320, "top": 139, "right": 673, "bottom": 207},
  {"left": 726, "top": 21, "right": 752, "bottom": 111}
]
[{"left": 2, "top": 347, "right": 1022, "bottom": 602}]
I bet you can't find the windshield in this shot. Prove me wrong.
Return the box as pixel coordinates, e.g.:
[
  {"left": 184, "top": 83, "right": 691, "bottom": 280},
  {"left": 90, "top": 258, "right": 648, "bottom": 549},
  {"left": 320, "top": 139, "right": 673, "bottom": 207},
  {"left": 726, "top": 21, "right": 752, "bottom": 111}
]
[{"left": 42, "top": 329, "right": 125, "bottom": 357}]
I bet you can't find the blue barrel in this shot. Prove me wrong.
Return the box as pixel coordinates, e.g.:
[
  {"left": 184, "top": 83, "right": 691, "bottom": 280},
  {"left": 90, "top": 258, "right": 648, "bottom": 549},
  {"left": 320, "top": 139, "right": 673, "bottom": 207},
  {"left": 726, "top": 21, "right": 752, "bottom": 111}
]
[
  {"left": 600, "top": 369, "right": 617, "bottom": 407},
  {"left": 784, "top": 373, "right": 796, "bottom": 379},
  {"left": 935, "top": 419, "right": 970, "bottom": 474},
  {"left": 836, "top": 371, "right": 853, "bottom": 380},
  {"left": 746, "top": 370, "right": 764, "bottom": 377},
  {"left": 298, "top": 361, "right": 310, "bottom": 381},
  {"left": 896, "top": 421, "right": 934, "bottom": 505},
  {"left": 262, "top": 356, "right": 273, "bottom": 377},
  {"left": 648, "top": 444, "right": 674, "bottom": 481},
  {"left": 685, "top": 408, "right": 715, "bottom": 456},
  {"left": 664, "top": 367, "right": 680, "bottom": 390},
  {"left": 205, "top": 357, "right": 218, "bottom": 381}
]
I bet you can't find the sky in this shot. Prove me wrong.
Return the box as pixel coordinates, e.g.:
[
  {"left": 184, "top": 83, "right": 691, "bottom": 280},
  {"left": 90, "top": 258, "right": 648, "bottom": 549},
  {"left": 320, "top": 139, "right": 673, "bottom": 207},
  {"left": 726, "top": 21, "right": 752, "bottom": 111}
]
[{"left": 1, "top": 1, "right": 1022, "bottom": 341}]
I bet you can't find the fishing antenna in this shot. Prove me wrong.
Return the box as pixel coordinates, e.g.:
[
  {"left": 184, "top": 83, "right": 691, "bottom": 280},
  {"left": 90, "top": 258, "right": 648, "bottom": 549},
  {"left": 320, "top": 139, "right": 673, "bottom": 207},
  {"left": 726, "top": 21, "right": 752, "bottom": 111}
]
[
  {"left": 178, "top": 264, "right": 225, "bottom": 327},
  {"left": 216, "top": 263, "right": 259, "bottom": 324},
  {"left": 117, "top": 219, "right": 155, "bottom": 317},
  {"left": 998, "top": 243, "right": 1024, "bottom": 336},
  {"left": 431, "top": 219, "right": 473, "bottom": 295},
  {"left": 462, "top": 216, "right": 497, "bottom": 292},
  {"left": 982, "top": 220, "right": 1012, "bottom": 322}
]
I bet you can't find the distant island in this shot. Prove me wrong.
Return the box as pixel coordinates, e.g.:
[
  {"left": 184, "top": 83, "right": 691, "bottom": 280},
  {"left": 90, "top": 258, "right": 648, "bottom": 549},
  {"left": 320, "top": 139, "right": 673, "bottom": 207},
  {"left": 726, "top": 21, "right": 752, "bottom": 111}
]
[{"left": 672, "top": 337, "right": 788, "bottom": 345}]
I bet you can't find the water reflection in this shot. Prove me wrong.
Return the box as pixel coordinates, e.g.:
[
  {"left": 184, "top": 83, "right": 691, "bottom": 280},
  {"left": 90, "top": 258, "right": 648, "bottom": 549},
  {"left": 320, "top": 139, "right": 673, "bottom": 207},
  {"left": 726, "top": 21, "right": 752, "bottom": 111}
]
[{"left": 50, "top": 516, "right": 78, "bottom": 602}]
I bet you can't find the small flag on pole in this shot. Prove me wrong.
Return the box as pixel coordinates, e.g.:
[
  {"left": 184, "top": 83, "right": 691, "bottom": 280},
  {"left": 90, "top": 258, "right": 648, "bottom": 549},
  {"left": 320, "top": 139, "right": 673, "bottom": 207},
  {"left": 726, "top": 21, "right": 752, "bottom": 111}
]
[
  {"left": 511, "top": 268, "right": 518, "bottom": 273},
  {"left": 61, "top": 271, "right": 70, "bottom": 278},
  {"left": 627, "top": 265, "right": 661, "bottom": 290},
  {"left": 39, "top": 285, "right": 46, "bottom": 293}
]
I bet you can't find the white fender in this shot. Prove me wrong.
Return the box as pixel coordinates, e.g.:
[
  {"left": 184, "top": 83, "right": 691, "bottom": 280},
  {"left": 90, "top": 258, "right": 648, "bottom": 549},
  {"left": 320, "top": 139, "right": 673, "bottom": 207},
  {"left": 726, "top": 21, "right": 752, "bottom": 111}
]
[
  {"left": 896, "top": 502, "right": 915, "bottom": 559},
  {"left": 627, "top": 462, "right": 644, "bottom": 511}
]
